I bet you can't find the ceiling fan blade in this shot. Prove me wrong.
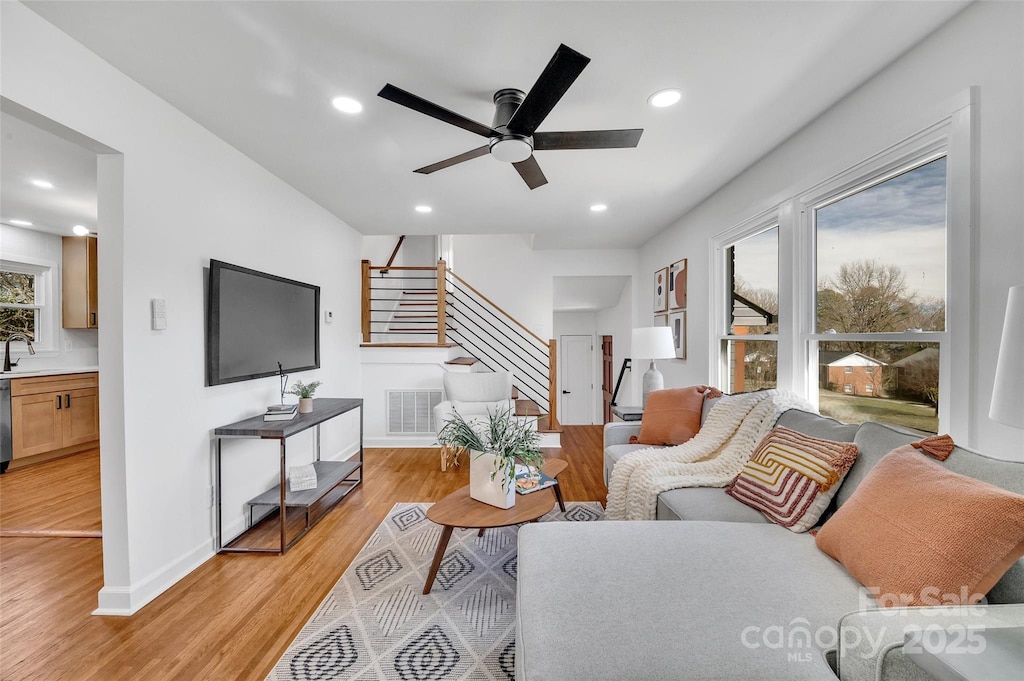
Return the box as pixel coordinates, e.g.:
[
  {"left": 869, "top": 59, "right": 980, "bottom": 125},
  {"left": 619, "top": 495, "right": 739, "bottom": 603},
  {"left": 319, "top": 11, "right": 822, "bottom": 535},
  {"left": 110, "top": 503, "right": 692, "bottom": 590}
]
[
  {"left": 378, "top": 84, "right": 500, "bottom": 138},
  {"left": 533, "top": 129, "right": 644, "bottom": 151},
  {"left": 506, "top": 44, "right": 591, "bottom": 136},
  {"left": 513, "top": 156, "right": 548, "bottom": 190},
  {"left": 414, "top": 146, "right": 490, "bottom": 174}
]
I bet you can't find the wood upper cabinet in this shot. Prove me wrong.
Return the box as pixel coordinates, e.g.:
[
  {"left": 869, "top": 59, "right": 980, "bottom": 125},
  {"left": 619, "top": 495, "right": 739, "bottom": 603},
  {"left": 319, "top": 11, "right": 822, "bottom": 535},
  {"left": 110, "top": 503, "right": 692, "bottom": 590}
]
[
  {"left": 11, "top": 373, "right": 99, "bottom": 459},
  {"left": 62, "top": 236, "right": 98, "bottom": 329}
]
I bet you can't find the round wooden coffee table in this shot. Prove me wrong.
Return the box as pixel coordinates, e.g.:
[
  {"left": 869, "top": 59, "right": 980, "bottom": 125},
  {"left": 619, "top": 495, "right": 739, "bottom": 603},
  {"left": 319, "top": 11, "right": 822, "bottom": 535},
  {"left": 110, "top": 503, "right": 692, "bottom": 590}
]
[{"left": 422, "top": 458, "right": 567, "bottom": 594}]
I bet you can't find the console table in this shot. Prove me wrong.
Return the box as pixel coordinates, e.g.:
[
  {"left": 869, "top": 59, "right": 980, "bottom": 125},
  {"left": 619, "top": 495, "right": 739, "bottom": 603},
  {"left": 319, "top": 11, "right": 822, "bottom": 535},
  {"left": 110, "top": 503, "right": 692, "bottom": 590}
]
[{"left": 213, "top": 397, "right": 363, "bottom": 554}]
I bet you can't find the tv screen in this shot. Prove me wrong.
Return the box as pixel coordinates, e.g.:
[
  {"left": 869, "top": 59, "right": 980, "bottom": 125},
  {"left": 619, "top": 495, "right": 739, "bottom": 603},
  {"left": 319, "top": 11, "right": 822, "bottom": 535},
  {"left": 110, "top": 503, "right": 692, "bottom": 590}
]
[{"left": 206, "top": 260, "right": 320, "bottom": 386}]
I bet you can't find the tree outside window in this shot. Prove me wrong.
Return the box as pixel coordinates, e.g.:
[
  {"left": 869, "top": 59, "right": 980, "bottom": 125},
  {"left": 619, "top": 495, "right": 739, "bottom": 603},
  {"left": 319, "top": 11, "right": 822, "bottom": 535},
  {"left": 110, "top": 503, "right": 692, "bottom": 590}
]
[{"left": 0, "top": 270, "right": 37, "bottom": 340}]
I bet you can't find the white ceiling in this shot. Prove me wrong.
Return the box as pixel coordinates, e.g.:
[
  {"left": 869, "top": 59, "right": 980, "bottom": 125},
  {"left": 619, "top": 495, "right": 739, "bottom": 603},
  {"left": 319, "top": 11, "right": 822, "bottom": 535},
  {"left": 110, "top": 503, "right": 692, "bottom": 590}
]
[
  {"left": 0, "top": 111, "right": 98, "bottom": 237},
  {"left": 24, "top": 1, "right": 967, "bottom": 249}
]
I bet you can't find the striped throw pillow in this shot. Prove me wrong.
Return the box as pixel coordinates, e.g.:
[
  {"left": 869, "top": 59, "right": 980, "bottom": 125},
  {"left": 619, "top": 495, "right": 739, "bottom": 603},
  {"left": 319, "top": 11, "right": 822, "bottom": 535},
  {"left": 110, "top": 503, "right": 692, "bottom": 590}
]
[{"left": 725, "top": 427, "right": 859, "bottom": 533}]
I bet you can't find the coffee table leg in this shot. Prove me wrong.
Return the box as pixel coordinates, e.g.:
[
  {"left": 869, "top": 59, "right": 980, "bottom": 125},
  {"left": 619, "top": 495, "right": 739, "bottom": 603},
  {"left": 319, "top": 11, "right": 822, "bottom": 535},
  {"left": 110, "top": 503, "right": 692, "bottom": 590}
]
[
  {"left": 554, "top": 482, "right": 566, "bottom": 513},
  {"left": 477, "top": 528, "right": 485, "bottom": 537},
  {"left": 423, "top": 525, "right": 454, "bottom": 595}
]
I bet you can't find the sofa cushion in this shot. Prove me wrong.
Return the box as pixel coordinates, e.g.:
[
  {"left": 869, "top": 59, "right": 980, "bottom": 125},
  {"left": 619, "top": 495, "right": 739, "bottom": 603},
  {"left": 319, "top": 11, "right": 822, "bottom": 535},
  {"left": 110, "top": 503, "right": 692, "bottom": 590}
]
[
  {"left": 603, "top": 444, "right": 648, "bottom": 486},
  {"left": 656, "top": 487, "right": 771, "bottom": 523},
  {"left": 775, "top": 408, "right": 859, "bottom": 442},
  {"left": 816, "top": 446, "right": 1024, "bottom": 606},
  {"left": 516, "top": 521, "right": 867, "bottom": 681},
  {"left": 725, "top": 427, "right": 859, "bottom": 532},
  {"left": 635, "top": 386, "right": 709, "bottom": 445}
]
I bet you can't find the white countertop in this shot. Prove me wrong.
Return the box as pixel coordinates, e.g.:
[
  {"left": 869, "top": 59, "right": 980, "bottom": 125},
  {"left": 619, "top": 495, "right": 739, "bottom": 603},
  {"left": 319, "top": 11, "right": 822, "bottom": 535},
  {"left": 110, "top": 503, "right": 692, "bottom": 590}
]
[{"left": 0, "top": 366, "right": 99, "bottom": 379}]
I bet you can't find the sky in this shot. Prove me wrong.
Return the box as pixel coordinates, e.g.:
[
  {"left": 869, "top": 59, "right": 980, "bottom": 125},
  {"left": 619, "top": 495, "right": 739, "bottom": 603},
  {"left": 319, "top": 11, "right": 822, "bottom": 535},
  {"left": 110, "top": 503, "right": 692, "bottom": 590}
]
[{"left": 733, "top": 157, "right": 947, "bottom": 302}]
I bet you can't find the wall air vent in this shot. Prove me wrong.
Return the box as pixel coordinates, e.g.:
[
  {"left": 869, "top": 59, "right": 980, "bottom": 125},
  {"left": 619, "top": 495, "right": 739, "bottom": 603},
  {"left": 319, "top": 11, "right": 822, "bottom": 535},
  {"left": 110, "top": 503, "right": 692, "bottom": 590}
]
[{"left": 386, "top": 390, "right": 442, "bottom": 434}]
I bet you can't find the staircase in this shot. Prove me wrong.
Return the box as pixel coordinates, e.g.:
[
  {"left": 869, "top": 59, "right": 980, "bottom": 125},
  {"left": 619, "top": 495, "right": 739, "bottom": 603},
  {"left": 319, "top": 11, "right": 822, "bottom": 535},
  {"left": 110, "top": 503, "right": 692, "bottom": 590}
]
[{"left": 361, "top": 259, "right": 560, "bottom": 436}]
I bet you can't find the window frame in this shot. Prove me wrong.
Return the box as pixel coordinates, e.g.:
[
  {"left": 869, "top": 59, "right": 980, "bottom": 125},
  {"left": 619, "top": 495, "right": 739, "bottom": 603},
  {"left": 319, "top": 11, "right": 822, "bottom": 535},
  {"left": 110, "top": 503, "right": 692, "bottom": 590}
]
[
  {"left": 0, "top": 257, "right": 58, "bottom": 354},
  {"left": 710, "top": 90, "right": 975, "bottom": 442}
]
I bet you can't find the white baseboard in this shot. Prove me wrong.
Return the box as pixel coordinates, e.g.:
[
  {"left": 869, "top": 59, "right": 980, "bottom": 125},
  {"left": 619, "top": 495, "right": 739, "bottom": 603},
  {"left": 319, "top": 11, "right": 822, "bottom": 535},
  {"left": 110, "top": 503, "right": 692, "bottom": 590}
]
[
  {"left": 93, "top": 538, "right": 212, "bottom": 616},
  {"left": 92, "top": 440, "right": 364, "bottom": 617}
]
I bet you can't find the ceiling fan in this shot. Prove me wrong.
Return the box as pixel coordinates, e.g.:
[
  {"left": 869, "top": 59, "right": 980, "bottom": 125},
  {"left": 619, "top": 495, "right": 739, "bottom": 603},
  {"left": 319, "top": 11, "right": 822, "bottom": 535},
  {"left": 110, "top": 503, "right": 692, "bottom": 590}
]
[{"left": 378, "top": 44, "right": 643, "bottom": 190}]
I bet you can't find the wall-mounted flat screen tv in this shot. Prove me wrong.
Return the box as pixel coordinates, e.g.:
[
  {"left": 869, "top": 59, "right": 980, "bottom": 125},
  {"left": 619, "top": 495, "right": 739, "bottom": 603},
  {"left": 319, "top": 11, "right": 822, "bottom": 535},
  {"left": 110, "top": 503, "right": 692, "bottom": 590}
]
[{"left": 206, "top": 259, "right": 320, "bottom": 386}]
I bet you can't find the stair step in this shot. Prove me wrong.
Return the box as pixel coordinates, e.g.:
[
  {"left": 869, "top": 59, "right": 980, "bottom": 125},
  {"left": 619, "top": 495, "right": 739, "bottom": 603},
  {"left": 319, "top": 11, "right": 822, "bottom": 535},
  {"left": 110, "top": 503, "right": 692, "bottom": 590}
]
[
  {"left": 445, "top": 357, "right": 479, "bottom": 366},
  {"left": 515, "top": 399, "right": 543, "bottom": 417},
  {"left": 536, "top": 414, "right": 561, "bottom": 434}
]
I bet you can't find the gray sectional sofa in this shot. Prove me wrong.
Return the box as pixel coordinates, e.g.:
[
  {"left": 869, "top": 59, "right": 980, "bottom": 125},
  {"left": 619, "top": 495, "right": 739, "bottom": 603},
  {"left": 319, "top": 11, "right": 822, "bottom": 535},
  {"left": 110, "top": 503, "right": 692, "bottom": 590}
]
[{"left": 515, "top": 406, "right": 1024, "bottom": 681}]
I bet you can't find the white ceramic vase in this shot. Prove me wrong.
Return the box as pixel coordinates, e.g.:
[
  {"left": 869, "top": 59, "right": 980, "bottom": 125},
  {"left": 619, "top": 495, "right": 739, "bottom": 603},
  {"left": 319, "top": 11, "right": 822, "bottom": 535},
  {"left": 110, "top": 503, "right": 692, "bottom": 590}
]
[
  {"left": 298, "top": 398, "right": 314, "bottom": 414},
  {"left": 469, "top": 450, "right": 516, "bottom": 509}
]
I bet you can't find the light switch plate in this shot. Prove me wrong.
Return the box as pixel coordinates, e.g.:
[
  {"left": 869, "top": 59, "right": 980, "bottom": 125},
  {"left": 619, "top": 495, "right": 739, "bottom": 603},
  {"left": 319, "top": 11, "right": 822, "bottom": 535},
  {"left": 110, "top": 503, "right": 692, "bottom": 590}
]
[{"left": 324, "top": 310, "right": 334, "bottom": 324}]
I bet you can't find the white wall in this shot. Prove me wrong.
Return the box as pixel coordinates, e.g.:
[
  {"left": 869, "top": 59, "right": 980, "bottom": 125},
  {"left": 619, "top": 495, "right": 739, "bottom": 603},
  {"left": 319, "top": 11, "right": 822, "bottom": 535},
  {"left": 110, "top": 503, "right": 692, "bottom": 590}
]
[
  {"left": 0, "top": 224, "right": 100, "bottom": 367},
  {"left": 637, "top": 1, "right": 1023, "bottom": 458},
  {"left": 451, "top": 235, "right": 639, "bottom": 339},
  {"left": 2, "top": 2, "right": 364, "bottom": 613},
  {"left": 596, "top": 279, "right": 636, "bottom": 408}
]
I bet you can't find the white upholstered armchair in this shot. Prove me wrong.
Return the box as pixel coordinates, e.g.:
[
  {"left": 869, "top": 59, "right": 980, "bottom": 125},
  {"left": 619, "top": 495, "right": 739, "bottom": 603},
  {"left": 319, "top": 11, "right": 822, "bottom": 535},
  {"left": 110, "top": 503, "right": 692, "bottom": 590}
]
[{"left": 434, "top": 370, "right": 515, "bottom": 470}]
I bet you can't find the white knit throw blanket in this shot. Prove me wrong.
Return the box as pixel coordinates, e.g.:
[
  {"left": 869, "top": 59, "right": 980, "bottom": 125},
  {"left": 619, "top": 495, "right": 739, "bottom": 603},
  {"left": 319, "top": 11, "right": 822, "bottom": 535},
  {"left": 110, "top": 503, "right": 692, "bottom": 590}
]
[{"left": 605, "top": 390, "right": 813, "bottom": 521}]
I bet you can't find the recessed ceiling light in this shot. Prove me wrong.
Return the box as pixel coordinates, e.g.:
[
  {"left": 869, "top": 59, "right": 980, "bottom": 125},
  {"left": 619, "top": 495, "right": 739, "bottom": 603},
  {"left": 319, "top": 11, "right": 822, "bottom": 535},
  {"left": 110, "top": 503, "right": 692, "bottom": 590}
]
[
  {"left": 414, "top": 205, "right": 433, "bottom": 214},
  {"left": 648, "top": 89, "right": 682, "bottom": 108},
  {"left": 331, "top": 96, "right": 363, "bottom": 114},
  {"left": 8, "top": 219, "right": 32, "bottom": 226},
  {"left": 590, "top": 204, "right": 608, "bottom": 212},
  {"left": 72, "top": 225, "right": 90, "bottom": 236},
  {"left": 31, "top": 179, "right": 54, "bottom": 189}
]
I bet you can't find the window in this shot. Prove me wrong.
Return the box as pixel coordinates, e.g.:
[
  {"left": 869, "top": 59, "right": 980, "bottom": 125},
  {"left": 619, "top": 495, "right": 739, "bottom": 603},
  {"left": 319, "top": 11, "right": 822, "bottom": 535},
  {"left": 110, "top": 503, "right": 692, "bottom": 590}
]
[
  {"left": 811, "top": 157, "right": 947, "bottom": 433},
  {"left": 0, "top": 260, "right": 54, "bottom": 351},
  {"left": 712, "top": 98, "right": 971, "bottom": 438},
  {"left": 721, "top": 226, "right": 778, "bottom": 393},
  {"left": 0, "top": 269, "right": 38, "bottom": 340}
]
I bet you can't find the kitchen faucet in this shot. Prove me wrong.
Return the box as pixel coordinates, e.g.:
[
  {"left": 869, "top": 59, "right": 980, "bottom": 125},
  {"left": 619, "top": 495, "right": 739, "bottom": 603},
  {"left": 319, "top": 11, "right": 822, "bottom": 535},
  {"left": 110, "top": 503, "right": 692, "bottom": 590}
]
[{"left": 2, "top": 334, "right": 35, "bottom": 372}]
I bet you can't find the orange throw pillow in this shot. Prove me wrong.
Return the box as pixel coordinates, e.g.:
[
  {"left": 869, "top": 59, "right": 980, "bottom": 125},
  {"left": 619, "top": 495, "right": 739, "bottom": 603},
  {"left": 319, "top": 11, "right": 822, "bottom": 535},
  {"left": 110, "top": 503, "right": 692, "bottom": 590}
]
[
  {"left": 815, "top": 446, "right": 1024, "bottom": 606},
  {"left": 635, "top": 386, "right": 715, "bottom": 446}
]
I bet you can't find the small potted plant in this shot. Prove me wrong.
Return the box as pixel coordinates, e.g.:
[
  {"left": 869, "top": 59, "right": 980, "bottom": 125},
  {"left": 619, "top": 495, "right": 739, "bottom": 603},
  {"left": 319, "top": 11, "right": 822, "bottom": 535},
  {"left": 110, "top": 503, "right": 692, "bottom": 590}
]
[
  {"left": 437, "top": 407, "right": 544, "bottom": 509},
  {"left": 288, "top": 380, "right": 322, "bottom": 414}
]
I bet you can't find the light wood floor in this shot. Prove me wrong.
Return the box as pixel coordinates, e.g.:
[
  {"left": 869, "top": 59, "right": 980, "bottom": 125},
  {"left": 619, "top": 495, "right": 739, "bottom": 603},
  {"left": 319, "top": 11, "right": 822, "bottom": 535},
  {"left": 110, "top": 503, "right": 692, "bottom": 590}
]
[{"left": 0, "top": 426, "right": 605, "bottom": 681}]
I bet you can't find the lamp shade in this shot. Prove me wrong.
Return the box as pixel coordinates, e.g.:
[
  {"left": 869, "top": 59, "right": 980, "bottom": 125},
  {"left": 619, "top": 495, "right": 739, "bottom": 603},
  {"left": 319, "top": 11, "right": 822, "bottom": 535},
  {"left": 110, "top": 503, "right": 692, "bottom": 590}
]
[
  {"left": 990, "top": 286, "right": 1024, "bottom": 429},
  {"left": 632, "top": 326, "right": 675, "bottom": 360}
]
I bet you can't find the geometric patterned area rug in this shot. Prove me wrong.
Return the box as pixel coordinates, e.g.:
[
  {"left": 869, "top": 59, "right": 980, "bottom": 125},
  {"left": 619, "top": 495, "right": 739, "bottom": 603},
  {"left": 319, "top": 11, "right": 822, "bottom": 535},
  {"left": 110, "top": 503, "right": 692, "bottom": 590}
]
[{"left": 267, "top": 501, "right": 604, "bottom": 681}]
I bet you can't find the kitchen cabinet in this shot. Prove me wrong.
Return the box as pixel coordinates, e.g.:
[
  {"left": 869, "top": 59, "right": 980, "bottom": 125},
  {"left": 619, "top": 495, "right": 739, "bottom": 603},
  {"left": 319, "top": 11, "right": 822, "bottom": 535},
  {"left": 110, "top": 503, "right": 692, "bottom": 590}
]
[
  {"left": 10, "top": 373, "right": 99, "bottom": 459},
  {"left": 62, "top": 236, "right": 98, "bottom": 329}
]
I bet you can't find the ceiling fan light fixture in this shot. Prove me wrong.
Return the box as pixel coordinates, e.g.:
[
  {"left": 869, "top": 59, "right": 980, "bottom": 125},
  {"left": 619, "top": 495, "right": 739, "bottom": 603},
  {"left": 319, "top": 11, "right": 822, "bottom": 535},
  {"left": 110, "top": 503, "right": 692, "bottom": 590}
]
[
  {"left": 331, "top": 96, "right": 363, "bottom": 114},
  {"left": 648, "top": 89, "right": 682, "bottom": 108},
  {"left": 489, "top": 136, "right": 533, "bottom": 164}
]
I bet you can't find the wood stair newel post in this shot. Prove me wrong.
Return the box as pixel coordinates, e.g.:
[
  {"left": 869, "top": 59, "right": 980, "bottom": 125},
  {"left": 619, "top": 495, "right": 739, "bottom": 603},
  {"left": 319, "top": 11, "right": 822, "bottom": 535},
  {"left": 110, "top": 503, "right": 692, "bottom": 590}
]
[
  {"left": 361, "top": 260, "right": 371, "bottom": 343},
  {"left": 436, "top": 260, "right": 447, "bottom": 345}
]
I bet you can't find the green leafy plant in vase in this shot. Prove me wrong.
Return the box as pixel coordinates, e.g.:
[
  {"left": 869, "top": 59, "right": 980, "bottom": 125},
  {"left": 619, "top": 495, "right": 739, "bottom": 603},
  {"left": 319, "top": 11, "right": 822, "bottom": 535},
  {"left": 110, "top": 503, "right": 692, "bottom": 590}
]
[
  {"left": 289, "top": 380, "right": 322, "bottom": 414},
  {"left": 437, "top": 406, "right": 544, "bottom": 508}
]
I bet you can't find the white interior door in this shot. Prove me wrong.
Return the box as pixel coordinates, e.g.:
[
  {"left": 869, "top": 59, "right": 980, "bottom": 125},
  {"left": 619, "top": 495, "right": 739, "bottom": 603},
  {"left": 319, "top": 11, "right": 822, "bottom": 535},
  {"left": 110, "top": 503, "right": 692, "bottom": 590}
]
[{"left": 560, "top": 335, "right": 593, "bottom": 425}]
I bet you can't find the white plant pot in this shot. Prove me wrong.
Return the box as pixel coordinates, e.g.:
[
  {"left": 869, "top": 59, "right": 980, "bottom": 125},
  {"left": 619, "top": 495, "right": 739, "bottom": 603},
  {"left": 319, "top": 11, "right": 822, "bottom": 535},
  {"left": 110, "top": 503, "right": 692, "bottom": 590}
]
[
  {"left": 469, "top": 450, "right": 516, "bottom": 509},
  {"left": 298, "top": 398, "right": 314, "bottom": 414}
]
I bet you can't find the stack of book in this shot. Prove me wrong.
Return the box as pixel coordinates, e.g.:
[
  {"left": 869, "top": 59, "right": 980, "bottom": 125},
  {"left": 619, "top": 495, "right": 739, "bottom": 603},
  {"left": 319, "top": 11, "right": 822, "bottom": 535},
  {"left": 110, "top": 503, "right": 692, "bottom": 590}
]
[{"left": 264, "top": 404, "right": 298, "bottom": 421}]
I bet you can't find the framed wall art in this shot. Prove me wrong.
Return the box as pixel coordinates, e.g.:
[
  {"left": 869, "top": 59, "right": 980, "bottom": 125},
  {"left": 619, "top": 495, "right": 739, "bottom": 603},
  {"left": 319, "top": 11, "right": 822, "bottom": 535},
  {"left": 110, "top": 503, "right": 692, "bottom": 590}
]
[
  {"left": 669, "top": 311, "right": 686, "bottom": 359},
  {"left": 669, "top": 258, "right": 687, "bottom": 310},
  {"left": 654, "top": 267, "right": 669, "bottom": 313}
]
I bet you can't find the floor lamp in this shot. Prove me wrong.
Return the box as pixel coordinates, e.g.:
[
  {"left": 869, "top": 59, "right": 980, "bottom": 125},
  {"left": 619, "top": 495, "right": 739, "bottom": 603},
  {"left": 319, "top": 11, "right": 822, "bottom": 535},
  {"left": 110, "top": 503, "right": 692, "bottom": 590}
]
[
  {"left": 632, "top": 326, "right": 676, "bottom": 407},
  {"left": 990, "top": 286, "right": 1023, "bottom": 429}
]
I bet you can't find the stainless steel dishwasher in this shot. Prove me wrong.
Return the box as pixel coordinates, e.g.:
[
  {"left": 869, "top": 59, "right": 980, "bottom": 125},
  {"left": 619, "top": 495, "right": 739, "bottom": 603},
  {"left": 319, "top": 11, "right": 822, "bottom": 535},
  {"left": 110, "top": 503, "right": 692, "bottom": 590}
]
[{"left": 1, "top": 378, "right": 11, "bottom": 473}]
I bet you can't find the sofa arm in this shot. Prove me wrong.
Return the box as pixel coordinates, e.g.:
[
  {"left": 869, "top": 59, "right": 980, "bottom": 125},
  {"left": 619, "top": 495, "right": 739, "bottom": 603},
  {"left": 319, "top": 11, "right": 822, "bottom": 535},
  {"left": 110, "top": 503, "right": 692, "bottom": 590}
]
[
  {"left": 837, "top": 603, "right": 1024, "bottom": 681},
  {"left": 604, "top": 422, "right": 641, "bottom": 448}
]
